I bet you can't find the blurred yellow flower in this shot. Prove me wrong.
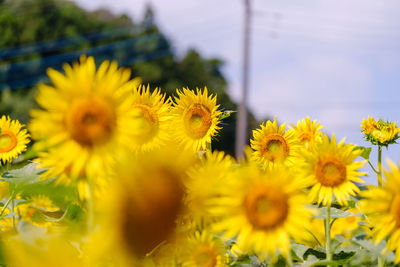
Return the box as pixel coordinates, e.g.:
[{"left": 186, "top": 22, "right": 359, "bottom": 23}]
[
  {"left": 185, "top": 150, "right": 235, "bottom": 226},
  {"left": 179, "top": 230, "right": 227, "bottom": 267},
  {"left": 0, "top": 116, "right": 30, "bottom": 164},
  {"left": 172, "top": 87, "right": 222, "bottom": 151},
  {"left": 250, "top": 118, "right": 300, "bottom": 168},
  {"left": 97, "top": 146, "right": 196, "bottom": 262},
  {"left": 361, "top": 117, "right": 400, "bottom": 146},
  {"left": 209, "top": 163, "right": 312, "bottom": 259},
  {"left": 301, "top": 134, "right": 366, "bottom": 206},
  {"left": 29, "top": 55, "right": 140, "bottom": 198},
  {"left": 129, "top": 85, "right": 171, "bottom": 151},
  {"left": 360, "top": 160, "right": 400, "bottom": 263},
  {"left": 291, "top": 117, "right": 323, "bottom": 149}
]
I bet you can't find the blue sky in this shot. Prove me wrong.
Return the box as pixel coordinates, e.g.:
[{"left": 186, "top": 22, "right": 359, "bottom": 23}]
[{"left": 76, "top": 0, "right": 400, "bottom": 180}]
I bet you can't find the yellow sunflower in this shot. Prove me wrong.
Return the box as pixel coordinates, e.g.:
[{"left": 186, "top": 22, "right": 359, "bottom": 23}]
[
  {"left": 129, "top": 84, "right": 171, "bottom": 151},
  {"left": 172, "top": 87, "right": 222, "bottom": 151},
  {"left": 301, "top": 134, "right": 366, "bottom": 206},
  {"left": 29, "top": 55, "right": 140, "bottom": 196},
  {"left": 18, "top": 195, "right": 61, "bottom": 228},
  {"left": 361, "top": 117, "right": 400, "bottom": 146},
  {"left": 96, "top": 146, "right": 196, "bottom": 263},
  {"left": 250, "top": 118, "right": 300, "bottom": 168},
  {"left": 5, "top": 235, "right": 83, "bottom": 267},
  {"left": 0, "top": 116, "right": 30, "bottom": 164},
  {"left": 291, "top": 117, "right": 323, "bottom": 149},
  {"left": 179, "top": 230, "right": 227, "bottom": 267},
  {"left": 360, "top": 160, "right": 400, "bottom": 263},
  {"left": 209, "top": 163, "right": 312, "bottom": 259},
  {"left": 185, "top": 150, "right": 235, "bottom": 226}
]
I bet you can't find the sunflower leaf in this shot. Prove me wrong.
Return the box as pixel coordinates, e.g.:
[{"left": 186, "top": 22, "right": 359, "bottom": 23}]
[
  {"left": 354, "top": 146, "right": 372, "bottom": 160},
  {"left": 218, "top": 110, "right": 236, "bottom": 120},
  {"left": 292, "top": 243, "right": 310, "bottom": 261},
  {"left": 314, "top": 207, "right": 354, "bottom": 219},
  {"left": 2, "top": 163, "right": 44, "bottom": 192}
]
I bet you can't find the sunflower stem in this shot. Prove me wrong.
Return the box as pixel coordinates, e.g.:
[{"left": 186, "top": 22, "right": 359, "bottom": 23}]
[
  {"left": 286, "top": 249, "right": 294, "bottom": 267},
  {"left": 11, "top": 197, "right": 15, "bottom": 229},
  {"left": 325, "top": 202, "right": 332, "bottom": 266},
  {"left": 377, "top": 145, "right": 383, "bottom": 187},
  {"left": 87, "top": 181, "right": 94, "bottom": 232},
  {"left": 367, "top": 160, "right": 379, "bottom": 174},
  {"left": 0, "top": 194, "right": 13, "bottom": 217},
  {"left": 378, "top": 256, "right": 385, "bottom": 267}
]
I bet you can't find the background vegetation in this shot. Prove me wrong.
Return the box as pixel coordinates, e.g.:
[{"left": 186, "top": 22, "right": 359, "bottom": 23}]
[{"left": 0, "top": 0, "right": 260, "bottom": 156}]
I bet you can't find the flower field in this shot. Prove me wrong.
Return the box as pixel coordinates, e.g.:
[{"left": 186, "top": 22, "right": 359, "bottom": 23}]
[{"left": 1, "top": 55, "right": 400, "bottom": 266}]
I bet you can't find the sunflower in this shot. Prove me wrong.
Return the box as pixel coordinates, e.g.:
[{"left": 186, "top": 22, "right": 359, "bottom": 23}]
[
  {"left": 18, "top": 195, "right": 61, "bottom": 228},
  {"left": 172, "top": 87, "right": 222, "bottom": 151},
  {"left": 129, "top": 85, "right": 171, "bottom": 151},
  {"left": 97, "top": 146, "right": 196, "bottom": 263},
  {"left": 29, "top": 56, "right": 140, "bottom": 196},
  {"left": 250, "top": 118, "right": 300, "bottom": 168},
  {"left": 291, "top": 117, "right": 323, "bottom": 149},
  {"left": 0, "top": 116, "right": 30, "bottom": 164},
  {"left": 360, "top": 161, "right": 400, "bottom": 263},
  {"left": 300, "top": 134, "right": 366, "bottom": 206},
  {"left": 5, "top": 236, "right": 83, "bottom": 267},
  {"left": 361, "top": 117, "right": 400, "bottom": 146},
  {"left": 209, "top": 163, "right": 312, "bottom": 259},
  {"left": 179, "top": 230, "right": 227, "bottom": 267},
  {"left": 185, "top": 151, "right": 235, "bottom": 226}
]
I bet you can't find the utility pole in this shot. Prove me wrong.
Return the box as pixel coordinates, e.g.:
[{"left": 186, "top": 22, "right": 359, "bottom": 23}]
[{"left": 235, "top": 0, "right": 252, "bottom": 159}]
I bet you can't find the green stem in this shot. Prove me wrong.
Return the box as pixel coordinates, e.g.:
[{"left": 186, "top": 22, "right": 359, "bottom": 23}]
[
  {"left": 286, "top": 249, "right": 294, "bottom": 267},
  {"left": 377, "top": 145, "right": 383, "bottom": 187},
  {"left": 87, "top": 181, "right": 94, "bottom": 232},
  {"left": 368, "top": 160, "right": 379, "bottom": 174},
  {"left": 0, "top": 195, "right": 13, "bottom": 217},
  {"left": 378, "top": 256, "right": 385, "bottom": 267},
  {"left": 325, "top": 202, "right": 332, "bottom": 266},
  {"left": 11, "top": 198, "right": 15, "bottom": 229}
]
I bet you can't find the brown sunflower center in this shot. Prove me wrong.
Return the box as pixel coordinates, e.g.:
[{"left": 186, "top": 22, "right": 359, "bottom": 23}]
[
  {"left": 260, "top": 135, "right": 289, "bottom": 161},
  {"left": 244, "top": 185, "right": 289, "bottom": 230},
  {"left": 0, "top": 130, "right": 17, "bottom": 153},
  {"left": 184, "top": 104, "right": 212, "bottom": 139},
  {"left": 65, "top": 97, "right": 116, "bottom": 147},
  {"left": 315, "top": 156, "right": 346, "bottom": 187},
  {"left": 120, "top": 169, "right": 184, "bottom": 257},
  {"left": 193, "top": 245, "right": 218, "bottom": 267},
  {"left": 390, "top": 194, "right": 400, "bottom": 225},
  {"left": 131, "top": 104, "right": 159, "bottom": 144}
]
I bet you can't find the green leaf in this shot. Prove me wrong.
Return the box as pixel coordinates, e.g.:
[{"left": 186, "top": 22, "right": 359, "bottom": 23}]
[
  {"left": 314, "top": 207, "right": 354, "bottom": 219},
  {"left": 354, "top": 146, "right": 372, "bottom": 160},
  {"left": 291, "top": 243, "right": 310, "bottom": 261},
  {"left": 218, "top": 110, "right": 236, "bottom": 120},
  {"left": 352, "top": 238, "right": 395, "bottom": 262},
  {"left": 2, "top": 163, "right": 44, "bottom": 192}
]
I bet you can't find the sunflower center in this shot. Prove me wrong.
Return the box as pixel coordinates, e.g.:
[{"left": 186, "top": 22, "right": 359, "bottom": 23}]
[
  {"left": 0, "top": 131, "right": 17, "bottom": 153},
  {"left": 120, "top": 169, "right": 184, "bottom": 257},
  {"left": 299, "top": 132, "right": 312, "bottom": 143},
  {"left": 184, "top": 104, "right": 212, "bottom": 139},
  {"left": 65, "top": 97, "right": 116, "bottom": 147},
  {"left": 390, "top": 194, "right": 400, "bottom": 225},
  {"left": 315, "top": 156, "right": 346, "bottom": 187},
  {"left": 244, "top": 185, "right": 289, "bottom": 230},
  {"left": 260, "top": 135, "right": 289, "bottom": 161},
  {"left": 131, "top": 105, "right": 159, "bottom": 144},
  {"left": 193, "top": 245, "right": 218, "bottom": 267}
]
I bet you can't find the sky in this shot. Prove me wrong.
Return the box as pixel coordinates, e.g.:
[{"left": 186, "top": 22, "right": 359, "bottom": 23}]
[{"left": 75, "top": 0, "right": 400, "bottom": 180}]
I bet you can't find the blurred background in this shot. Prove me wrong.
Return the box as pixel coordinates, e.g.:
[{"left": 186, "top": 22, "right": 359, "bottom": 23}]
[{"left": 1, "top": 0, "right": 400, "bottom": 177}]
